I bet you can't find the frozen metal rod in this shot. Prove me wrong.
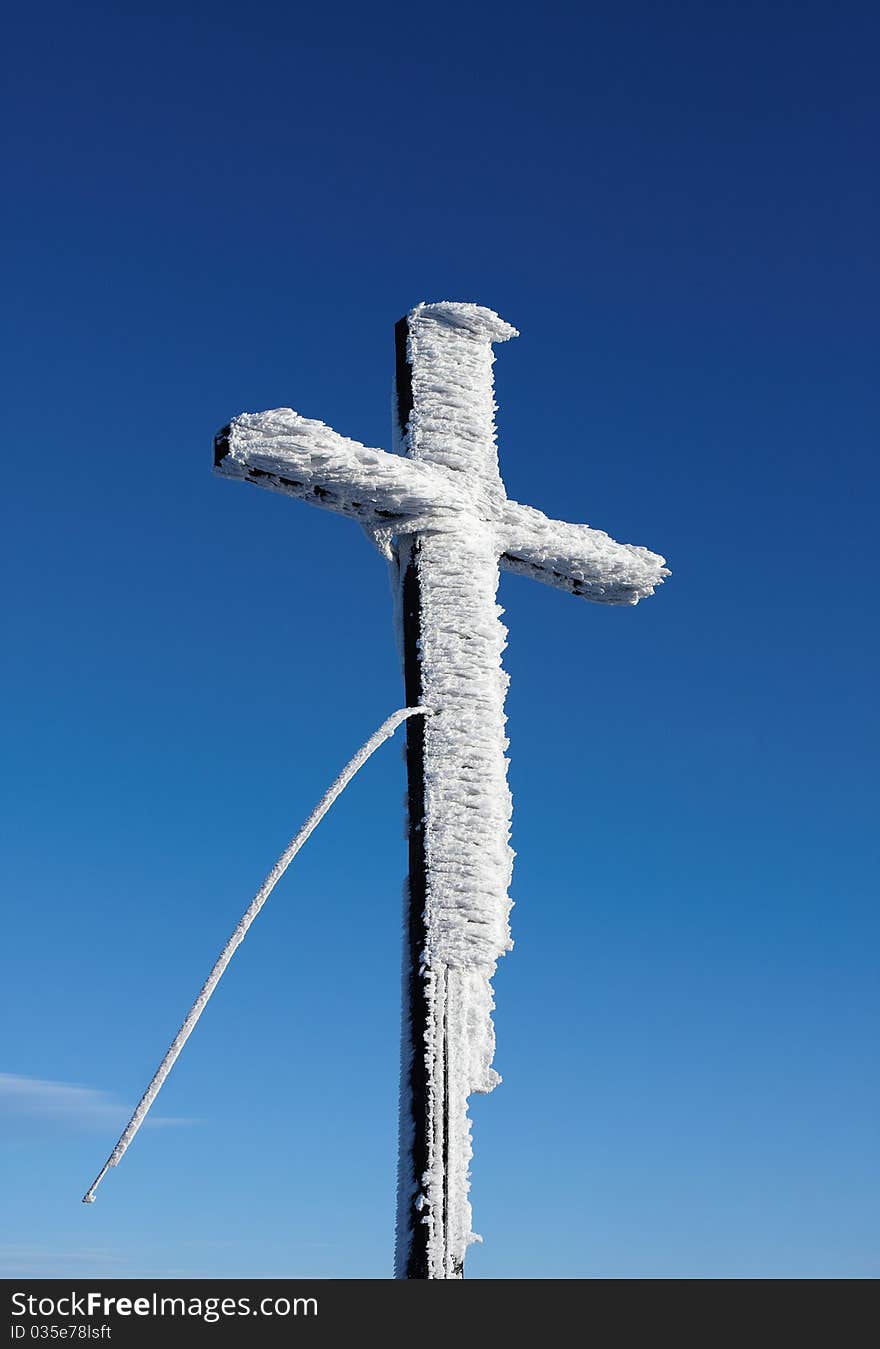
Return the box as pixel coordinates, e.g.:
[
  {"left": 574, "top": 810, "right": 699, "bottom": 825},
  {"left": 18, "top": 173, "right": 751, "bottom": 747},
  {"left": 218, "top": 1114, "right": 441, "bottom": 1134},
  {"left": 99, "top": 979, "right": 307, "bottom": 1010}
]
[{"left": 83, "top": 704, "right": 429, "bottom": 1204}]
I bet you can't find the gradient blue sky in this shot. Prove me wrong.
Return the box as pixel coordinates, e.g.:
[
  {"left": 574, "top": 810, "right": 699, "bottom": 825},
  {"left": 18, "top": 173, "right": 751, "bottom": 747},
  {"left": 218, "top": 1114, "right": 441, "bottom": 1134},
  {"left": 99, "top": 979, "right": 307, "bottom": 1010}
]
[{"left": 2, "top": 1, "right": 877, "bottom": 1278}]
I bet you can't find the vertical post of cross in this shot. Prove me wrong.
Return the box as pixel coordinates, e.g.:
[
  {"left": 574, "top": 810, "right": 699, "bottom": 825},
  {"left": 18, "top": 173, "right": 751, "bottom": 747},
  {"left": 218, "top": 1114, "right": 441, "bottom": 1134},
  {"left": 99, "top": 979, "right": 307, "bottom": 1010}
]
[{"left": 392, "top": 303, "right": 518, "bottom": 1279}]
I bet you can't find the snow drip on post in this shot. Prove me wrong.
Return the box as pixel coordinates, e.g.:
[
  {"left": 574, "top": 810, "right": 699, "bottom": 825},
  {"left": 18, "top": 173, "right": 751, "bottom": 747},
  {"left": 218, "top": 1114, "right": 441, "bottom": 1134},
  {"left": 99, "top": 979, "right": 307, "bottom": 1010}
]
[{"left": 393, "top": 304, "right": 517, "bottom": 1279}]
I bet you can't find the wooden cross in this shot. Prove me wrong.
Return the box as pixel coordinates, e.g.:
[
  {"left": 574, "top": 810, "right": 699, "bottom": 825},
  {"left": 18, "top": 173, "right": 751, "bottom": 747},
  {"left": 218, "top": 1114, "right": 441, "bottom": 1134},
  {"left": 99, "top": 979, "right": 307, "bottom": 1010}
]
[{"left": 214, "top": 302, "right": 668, "bottom": 1279}]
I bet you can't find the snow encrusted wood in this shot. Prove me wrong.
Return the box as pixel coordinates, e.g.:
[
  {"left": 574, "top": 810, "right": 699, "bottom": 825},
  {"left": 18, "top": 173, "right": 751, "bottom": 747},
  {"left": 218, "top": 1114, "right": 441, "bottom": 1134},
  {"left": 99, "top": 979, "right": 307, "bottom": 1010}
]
[
  {"left": 214, "top": 426, "right": 667, "bottom": 606},
  {"left": 213, "top": 301, "right": 669, "bottom": 1279}
]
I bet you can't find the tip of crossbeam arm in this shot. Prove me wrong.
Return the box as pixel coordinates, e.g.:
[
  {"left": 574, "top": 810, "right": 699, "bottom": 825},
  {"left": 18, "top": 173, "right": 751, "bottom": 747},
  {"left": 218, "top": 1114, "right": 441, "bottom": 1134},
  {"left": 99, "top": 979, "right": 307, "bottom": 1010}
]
[
  {"left": 213, "top": 425, "right": 232, "bottom": 468},
  {"left": 500, "top": 552, "right": 669, "bottom": 605}
]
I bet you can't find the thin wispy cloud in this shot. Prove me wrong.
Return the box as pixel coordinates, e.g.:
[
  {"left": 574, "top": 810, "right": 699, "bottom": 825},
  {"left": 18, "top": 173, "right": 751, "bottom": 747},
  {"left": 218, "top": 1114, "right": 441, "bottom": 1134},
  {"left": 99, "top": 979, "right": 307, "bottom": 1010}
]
[
  {"left": 0, "top": 1073, "right": 196, "bottom": 1130},
  {"left": 0, "top": 1245, "right": 193, "bottom": 1278}
]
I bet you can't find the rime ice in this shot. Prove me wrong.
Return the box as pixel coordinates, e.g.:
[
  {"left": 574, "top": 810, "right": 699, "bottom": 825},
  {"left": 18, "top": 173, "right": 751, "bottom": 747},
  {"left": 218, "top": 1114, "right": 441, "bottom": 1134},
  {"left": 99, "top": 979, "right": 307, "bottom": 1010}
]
[{"left": 214, "top": 301, "right": 668, "bottom": 1278}]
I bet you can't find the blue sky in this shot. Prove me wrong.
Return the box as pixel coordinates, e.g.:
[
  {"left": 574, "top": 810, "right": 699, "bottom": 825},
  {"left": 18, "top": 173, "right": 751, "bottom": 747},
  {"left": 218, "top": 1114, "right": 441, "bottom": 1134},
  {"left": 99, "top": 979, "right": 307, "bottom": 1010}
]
[{"left": 2, "top": 0, "right": 878, "bottom": 1277}]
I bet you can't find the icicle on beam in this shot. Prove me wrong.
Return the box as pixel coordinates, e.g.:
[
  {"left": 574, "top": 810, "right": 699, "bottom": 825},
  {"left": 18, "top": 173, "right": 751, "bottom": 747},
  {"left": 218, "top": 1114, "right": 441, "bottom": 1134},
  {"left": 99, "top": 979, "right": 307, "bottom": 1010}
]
[{"left": 212, "top": 302, "right": 669, "bottom": 1278}]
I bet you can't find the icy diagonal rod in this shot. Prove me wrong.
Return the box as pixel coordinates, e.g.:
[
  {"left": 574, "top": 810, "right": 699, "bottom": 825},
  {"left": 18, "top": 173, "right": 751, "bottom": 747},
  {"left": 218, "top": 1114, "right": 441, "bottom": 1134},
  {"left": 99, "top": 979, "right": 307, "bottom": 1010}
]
[{"left": 82, "top": 705, "right": 428, "bottom": 1204}]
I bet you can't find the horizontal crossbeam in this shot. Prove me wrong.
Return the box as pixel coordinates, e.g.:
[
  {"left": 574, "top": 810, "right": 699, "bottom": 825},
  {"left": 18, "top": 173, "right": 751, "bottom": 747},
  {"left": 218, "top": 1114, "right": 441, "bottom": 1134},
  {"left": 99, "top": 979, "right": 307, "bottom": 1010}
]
[{"left": 215, "top": 408, "right": 667, "bottom": 606}]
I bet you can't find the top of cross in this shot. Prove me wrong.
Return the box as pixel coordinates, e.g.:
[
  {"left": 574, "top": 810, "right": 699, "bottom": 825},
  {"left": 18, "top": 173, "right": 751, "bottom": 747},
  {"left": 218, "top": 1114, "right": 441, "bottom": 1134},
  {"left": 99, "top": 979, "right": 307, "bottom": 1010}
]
[
  {"left": 214, "top": 301, "right": 668, "bottom": 604},
  {"left": 406, "top": 300, "right": 519, "bottom": 342}
]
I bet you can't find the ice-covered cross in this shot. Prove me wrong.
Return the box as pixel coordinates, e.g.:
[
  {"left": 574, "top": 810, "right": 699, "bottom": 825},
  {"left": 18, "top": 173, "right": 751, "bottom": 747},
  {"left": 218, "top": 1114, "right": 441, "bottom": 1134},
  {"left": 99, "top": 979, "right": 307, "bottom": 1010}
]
[{"left": 214, "top": 302, "right": 668, "bottom": 1279}]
